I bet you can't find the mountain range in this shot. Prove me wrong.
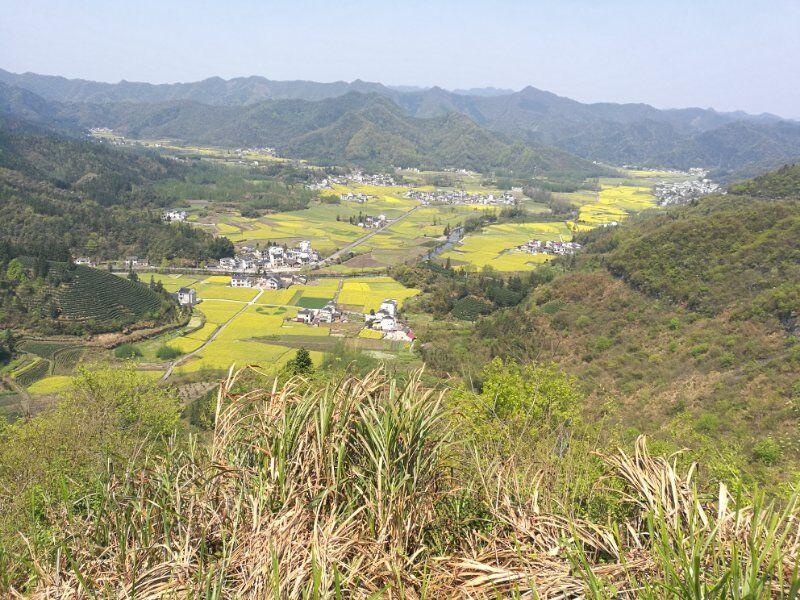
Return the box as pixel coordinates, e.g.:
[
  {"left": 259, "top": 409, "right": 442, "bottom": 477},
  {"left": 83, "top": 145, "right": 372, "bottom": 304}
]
[{"left": 2, "top": 68, "right": 800, "bottom": 178}]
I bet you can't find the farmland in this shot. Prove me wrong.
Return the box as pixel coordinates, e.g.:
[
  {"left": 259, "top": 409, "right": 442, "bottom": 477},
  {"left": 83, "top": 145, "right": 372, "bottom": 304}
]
[
  {"left": 439, "top": 170, "right": 684, "bottom": 271},
  {"left": 13, "top": 156, "right": 698, "bottom": 403}
]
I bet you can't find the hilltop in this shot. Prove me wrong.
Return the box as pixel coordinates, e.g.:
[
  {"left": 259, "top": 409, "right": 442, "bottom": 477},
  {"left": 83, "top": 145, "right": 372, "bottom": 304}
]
[
  {"left": 3, "top": 68, "right": 799, "bottom": 176},
  {"left": 0, "top": 82, "right": 607, "bottom": 179}
]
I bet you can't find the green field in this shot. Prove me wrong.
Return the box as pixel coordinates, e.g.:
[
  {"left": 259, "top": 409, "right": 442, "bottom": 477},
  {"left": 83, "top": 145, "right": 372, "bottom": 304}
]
[
  {"left": 441, "top": 221, "right": 571, "bottom": 271},
  {"left": 441, "top": 174, "right": 664, "bottom": 272},
  {"left": 156, "top": 276, "right": 418, "bottom": 376}
]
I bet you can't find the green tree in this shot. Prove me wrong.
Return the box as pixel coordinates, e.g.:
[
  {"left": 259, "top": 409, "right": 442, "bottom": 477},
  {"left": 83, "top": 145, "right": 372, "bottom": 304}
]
[
  {"left": 286, "top": 347, "right": 314, "bottom": 376},
  {"left": 6, "top": 259, "right": 25, "bottom": 283}
]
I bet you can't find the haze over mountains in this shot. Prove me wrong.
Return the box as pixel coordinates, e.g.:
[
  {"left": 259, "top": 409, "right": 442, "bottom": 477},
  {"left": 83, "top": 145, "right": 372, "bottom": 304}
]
[{"left": 1, "top": 68, "right": 800, "bottom": 179}]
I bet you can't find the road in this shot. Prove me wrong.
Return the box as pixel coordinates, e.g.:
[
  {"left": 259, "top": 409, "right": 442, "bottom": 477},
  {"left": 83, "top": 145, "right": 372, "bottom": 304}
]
[
  {"left": 317, "top": 205, "right": 421, "bottom": 266},
  {"left": 160, "top": 288, "right": 264, "bottom": 382}
]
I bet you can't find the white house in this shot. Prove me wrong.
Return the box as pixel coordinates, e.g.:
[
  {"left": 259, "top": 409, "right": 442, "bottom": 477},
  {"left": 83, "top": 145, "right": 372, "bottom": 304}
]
[
  {"left": 379, "top": 299, "right": 397, "bottom": 318},
  {"left": 177, "top": 287, "right": 196, "bottom": 306},
  {"left": 255, "top": 275, "right": 282, "bottom": 290},
  {"left": 296, "top": 308, "right": 315, "bottom": 324},
  {"left": 380, "top": 316, "right": 396, "bottom": 332},
  {"left": 219, "top": 257, "right": 237, "bottom": 270},
  {"left": 163, "top": 210, "right": 187, "bottom": 222},
  {"left": 230, "top": 274, "right": 252, "bottom": 288}
]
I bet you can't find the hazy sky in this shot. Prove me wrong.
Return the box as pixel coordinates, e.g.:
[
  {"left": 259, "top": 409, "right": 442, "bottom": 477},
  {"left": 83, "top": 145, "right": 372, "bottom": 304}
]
[{"left": 2, "top": 0, "right": 799, "bottom": 118}]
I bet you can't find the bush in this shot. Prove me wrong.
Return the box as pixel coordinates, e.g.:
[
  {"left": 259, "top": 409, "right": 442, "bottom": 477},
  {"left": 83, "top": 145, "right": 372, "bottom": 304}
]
[
  {"left": 114, "top": 343, "right": 142, "bottom": 359},
  {"left": 753, "top": 437, "right": 781, "bottom": 465},
  {"left": 156, "top": 345, "right": 183, "bottom": 360}
]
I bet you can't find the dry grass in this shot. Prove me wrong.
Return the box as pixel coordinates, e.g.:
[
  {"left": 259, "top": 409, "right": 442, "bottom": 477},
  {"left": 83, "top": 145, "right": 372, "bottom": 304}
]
[{"left": 12, "top": 372, "right": 800, "bottom": 598}]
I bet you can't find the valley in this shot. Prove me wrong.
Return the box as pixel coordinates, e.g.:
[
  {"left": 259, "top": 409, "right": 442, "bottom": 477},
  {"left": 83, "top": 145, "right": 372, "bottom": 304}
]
[{"left": 0, "top": 57, "right": 798, "bottom": 597}]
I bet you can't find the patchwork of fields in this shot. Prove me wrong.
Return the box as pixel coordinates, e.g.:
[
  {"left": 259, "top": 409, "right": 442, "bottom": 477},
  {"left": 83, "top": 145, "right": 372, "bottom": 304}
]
[
  {"left": 441, "top": 170, "right": 679, "bottom": 271},
  {"left": 17, "top": 274, "right": 419, "bottom": 397}
]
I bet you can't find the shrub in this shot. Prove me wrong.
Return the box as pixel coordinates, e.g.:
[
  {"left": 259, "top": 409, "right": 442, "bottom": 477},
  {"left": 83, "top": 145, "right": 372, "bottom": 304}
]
[
  {"left": 753, "top": 437, "right": 781, "bottom": 465},
  {"left": 156, "top": 345, "right": 183, "bottom": 360},
  {"left": 114, "top": 343, "right": 142, "bottom": 359}
]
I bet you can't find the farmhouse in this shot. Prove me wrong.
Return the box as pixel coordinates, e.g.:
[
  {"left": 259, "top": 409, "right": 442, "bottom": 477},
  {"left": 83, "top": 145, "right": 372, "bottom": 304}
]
[
  {"left": 294, "top": 302, "right": 342, "bottom": 326},
  {"left": 74, "top": 257, "right": 96, "bottom": 267},
  {"left": 163, "top": 209, "right": 188, "bottom": 222},
  {"left": 517, "top": 239, "right": 582, "bottom": 256},
  {"left": 176, "top": 287, "right": 197, "bottom": 306},
  {"left": 254, "top": 275, "right": 283, "bottom": 290},
  {"left": 379, "top": 299, "right": 397, "bottom": 318},
  {"left": 230, "top": 273, "right": 252, "bottom": 288}
]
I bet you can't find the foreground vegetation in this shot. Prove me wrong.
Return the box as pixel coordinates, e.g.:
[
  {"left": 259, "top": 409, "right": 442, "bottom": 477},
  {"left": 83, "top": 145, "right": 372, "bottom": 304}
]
[{"left": 1, "top": 365, "right": 798, "bottom": 597}]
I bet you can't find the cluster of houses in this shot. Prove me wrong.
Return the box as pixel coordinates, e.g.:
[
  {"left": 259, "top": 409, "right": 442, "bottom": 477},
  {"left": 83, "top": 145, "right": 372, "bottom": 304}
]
[
  {"left": 218, "top": 241, "right": 319, "bottom": 272},
  {"left": 654, "top": 177, "right": 720, "bottom": 206},
  {"left": 352, "top": 214, "right": 387, "bottom": 229},
  {"left": 231, "top": 273, "right": 283, "bottom": 289},
  {"left": 363, "top": 299, "right": 415, "bottom": 343},
  {"left": 404, "top": 189, "right": 517, "bottom": 206},
  {"left": 517, "top": 239, "right": 582, "bottom": 256},
  {"left": 307, "top": 170, "right": 398, "bottom": 191},
  {"left": 123, "top": 257, "right": 151, "bottom": 269},
  {"left": 295, "top": 302, "right": 342, "bottom": 326},
  {"left": 339, "top": 192, "right": 372, "bottom": 203},
  {"left": 163, "top": 209, "right": 188, "bottom": 222}
]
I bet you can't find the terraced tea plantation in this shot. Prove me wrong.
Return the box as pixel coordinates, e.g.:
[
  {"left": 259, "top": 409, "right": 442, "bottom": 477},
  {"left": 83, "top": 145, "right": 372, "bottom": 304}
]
[{"left": 55, "top": 266, "right": 168, "bottom": 325}]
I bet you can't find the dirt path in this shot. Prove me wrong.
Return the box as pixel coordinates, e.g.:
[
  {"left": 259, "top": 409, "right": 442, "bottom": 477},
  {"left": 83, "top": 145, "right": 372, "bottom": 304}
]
[
  {"left": 318, "top": 205, "right": 420, "bottom": 266},
  {"left": 161, "top": 289, "right": 264, "bottom": 382}
]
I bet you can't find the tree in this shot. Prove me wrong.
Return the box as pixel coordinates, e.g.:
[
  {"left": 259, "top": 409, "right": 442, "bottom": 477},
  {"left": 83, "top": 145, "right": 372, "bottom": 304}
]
[
  {"left": 6, "top": 259, "right": 25, "bottom": 283},
  {"left": 286, "top": 347, "right": 314, "bottom": 376},
  {"left": 127, "top": 269, "right": 139, "bottom": 282}
]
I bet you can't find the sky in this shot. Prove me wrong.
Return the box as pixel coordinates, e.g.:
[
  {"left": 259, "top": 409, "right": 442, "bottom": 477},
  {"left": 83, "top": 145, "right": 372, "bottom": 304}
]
[{"left": 1, "top": 0, "right": 799, "bottom": 118}]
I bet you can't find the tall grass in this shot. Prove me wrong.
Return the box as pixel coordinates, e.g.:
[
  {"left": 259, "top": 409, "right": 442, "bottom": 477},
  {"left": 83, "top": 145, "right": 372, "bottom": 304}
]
[{"left": 7, "top": 370, "right": 800, "bottom": 598}]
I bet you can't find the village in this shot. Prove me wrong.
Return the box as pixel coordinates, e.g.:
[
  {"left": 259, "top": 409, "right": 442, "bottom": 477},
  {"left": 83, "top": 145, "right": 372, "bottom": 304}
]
[
  {"left": 294, "top": 297, "right": 415, "bottom": 343},
  {"left": 404, "top": 189, "right": 517, "bottom": 206},
  {"left": 219, "top": 240, "right": 320, "bottom": 273},
  {"left": 516, "top": 239, "right": 582, "bottom": 256},
  {"left": 307, "top": 170, "right": 398, "bottom": 190},
  {"left": 654, "top": 176, "right": 721, "bottom": 206}
]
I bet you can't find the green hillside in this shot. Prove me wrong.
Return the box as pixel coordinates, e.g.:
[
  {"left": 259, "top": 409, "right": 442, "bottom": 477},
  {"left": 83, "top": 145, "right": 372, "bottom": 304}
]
[
  {"left": 728, "top": 162, "right": 800, "bottom": 198},
  {"left": 416, "top": 166, "right": 800, "bottom": 488},
  {"left": 52, "top": 92, "right": 610, "bottom": 178},
  {"left": 1, "top": 261, "right": 177, "bottom": 335}
]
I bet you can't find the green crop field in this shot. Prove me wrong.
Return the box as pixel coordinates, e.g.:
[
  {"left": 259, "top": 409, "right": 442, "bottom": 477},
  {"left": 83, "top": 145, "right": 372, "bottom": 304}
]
[
  {"left": 441, "top": 221, "right": 571, "bottom": 271},
  {"left": 338, "top": 277, "right": 419, "bottom": 312}
]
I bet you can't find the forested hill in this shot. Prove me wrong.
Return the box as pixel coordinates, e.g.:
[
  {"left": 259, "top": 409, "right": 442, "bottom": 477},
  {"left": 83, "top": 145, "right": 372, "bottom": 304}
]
[
  {"left": 3, "top": 69, "right": 800, "bottom": 177},
  {"left": 0, "top": 115, "right": 231, "bottom": 262},
  {"left": 418, "top": 165, "right": 800, "bottom": 486},
  {"left": 56, "top": 93, "right": 607, "bottom": 178},
  {"left": 728, "top": 162, "right": 800, "bottom": 198},
  {"left": 0, "top": 115, "right": 181, "bottom": 205}
]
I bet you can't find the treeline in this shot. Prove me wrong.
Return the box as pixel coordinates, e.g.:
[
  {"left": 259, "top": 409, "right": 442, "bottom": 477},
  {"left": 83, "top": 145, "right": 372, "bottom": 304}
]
[
  {"left": 392, "top": 261, "right": 558, "bottom": 320},
  {"left": 153, "top": 161, "right": 317, "bottom": 214}
]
